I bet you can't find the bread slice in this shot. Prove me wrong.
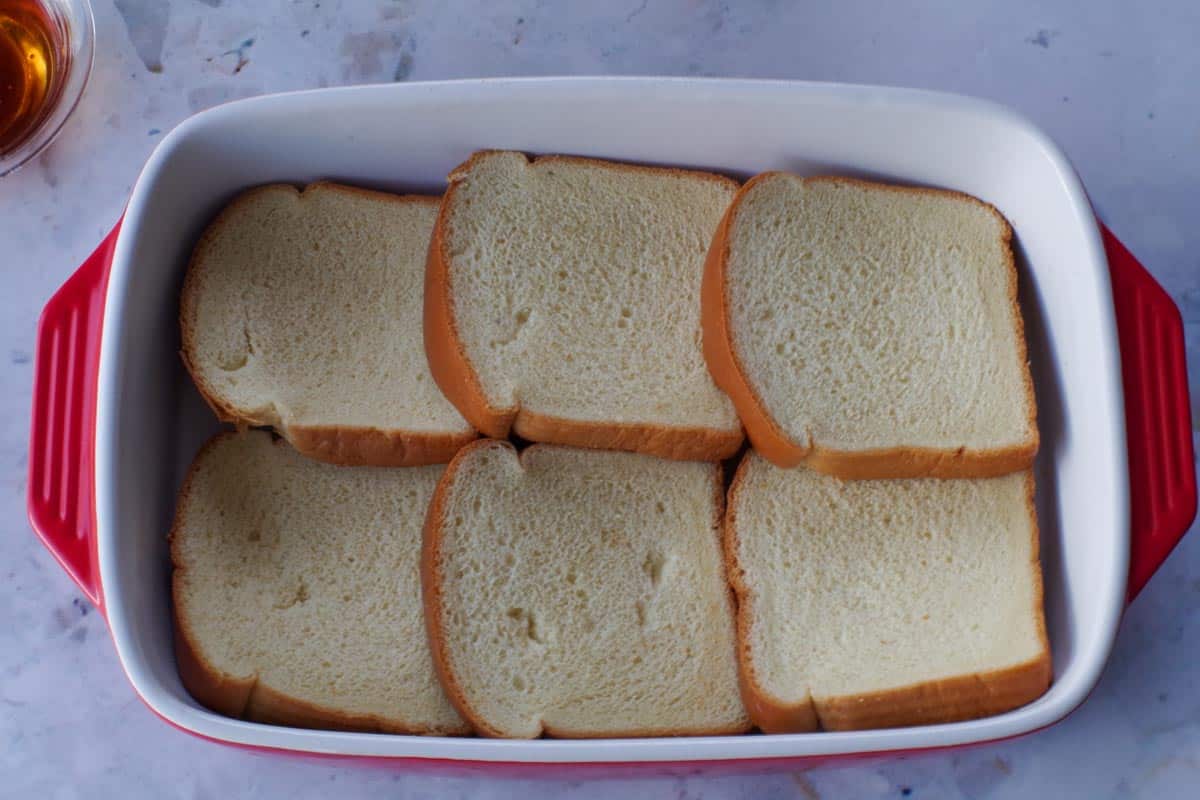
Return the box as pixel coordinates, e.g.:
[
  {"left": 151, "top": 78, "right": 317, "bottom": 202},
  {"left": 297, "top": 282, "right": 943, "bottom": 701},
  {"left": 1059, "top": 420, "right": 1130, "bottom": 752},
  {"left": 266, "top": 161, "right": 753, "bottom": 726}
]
[
  {"left": 425, "top": 151, "right": 743, "bottom": 461},
  {"left": 171, "top": 430, "right": 468, "bottom": 735},
  {"left": 702, "top": 173, "right": 1037, "bottom": 478},
  {"left": 181, "top": 182, "right": 475, "bottom": 467},
  {"left": 422, "top": 440, "right": 750, "bottom": 738},
  {"left": 726, "top": 452, "right": 1051, "bottom": 732}
]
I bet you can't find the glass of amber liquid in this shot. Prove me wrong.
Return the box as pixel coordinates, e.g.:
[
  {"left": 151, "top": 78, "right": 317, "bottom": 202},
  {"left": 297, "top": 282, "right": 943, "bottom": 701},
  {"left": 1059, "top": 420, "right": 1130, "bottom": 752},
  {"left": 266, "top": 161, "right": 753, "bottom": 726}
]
[{"left": 0, "top": 0, "right": 92, "bottom": 177}]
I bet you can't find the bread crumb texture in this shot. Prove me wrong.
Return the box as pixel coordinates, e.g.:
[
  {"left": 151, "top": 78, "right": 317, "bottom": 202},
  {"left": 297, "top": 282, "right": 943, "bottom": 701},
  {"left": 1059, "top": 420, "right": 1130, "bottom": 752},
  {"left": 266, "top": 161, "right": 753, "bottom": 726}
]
[
  {"left": 429, "top": 441, "right": 749, "bottom": 738},
  {"left": 183, "top": 183, "right": 470, "bottom": 437},
  {"left": 443, "top": 152, "right": 739, "bottom": 431},
  {"left": 729, "top": 452, "right": 1048, "bottom": 729},
  {"left": 725, "top": 175, "right": 1034, "bottom": 451},
  {"left": 172, "top": 431, "right": 466, "bottom": 734}
]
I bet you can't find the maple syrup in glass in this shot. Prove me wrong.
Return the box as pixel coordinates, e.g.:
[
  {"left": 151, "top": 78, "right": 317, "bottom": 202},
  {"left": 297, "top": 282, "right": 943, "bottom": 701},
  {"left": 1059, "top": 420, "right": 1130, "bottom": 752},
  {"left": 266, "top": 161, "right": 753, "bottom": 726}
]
[{"left": 0, "top": 0, "right": 91, "bottom": 175}]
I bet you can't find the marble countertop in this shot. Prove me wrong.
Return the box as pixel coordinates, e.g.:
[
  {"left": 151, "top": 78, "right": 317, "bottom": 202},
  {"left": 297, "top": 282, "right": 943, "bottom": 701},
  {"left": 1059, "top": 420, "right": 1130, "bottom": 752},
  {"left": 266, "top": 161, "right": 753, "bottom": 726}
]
[{"left": 2, "top": 1, "right": 1198, "bottom": 797}]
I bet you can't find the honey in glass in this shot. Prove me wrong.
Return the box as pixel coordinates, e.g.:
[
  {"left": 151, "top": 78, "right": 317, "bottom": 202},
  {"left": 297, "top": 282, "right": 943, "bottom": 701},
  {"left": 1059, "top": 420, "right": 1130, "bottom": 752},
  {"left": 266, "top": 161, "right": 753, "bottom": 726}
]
[{"left": 0, "top": 0, "right": 66, "bottom": 154}]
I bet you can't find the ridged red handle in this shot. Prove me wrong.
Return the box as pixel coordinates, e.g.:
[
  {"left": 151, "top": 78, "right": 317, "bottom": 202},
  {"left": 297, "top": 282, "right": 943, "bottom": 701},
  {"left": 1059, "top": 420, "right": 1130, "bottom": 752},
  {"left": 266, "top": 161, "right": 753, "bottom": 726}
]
[
  {"left": 27, "top": 224, "right": 120, "bottom": 608},
  {"left": 20, "top": 221, "right": 1197, "bottom": 610},
  {"left": 1104, "top": 225, "right": 1198, "bottom": 601}
]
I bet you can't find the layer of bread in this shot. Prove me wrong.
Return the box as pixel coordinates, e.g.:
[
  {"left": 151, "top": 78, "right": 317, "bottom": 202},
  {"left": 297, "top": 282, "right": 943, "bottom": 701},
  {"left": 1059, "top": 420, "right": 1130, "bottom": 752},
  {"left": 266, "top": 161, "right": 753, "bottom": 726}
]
[
  {"left": 425, "top": 151, "right": 743, "bottom": 461},
  {"left": 423, "top": 440, "right": 750, "bottom": 738},
  {"left": 726, "top": 452, "right": 1051, "bottom": 732},
  {"left": 702, "top": 173, "right": 1037, "bottom": 477},
  {"left": 171, "top": 431, "right": 468, "bottom": 735},
  {"left": 181, "top": 182, "right": 474, "bottom": 466}
]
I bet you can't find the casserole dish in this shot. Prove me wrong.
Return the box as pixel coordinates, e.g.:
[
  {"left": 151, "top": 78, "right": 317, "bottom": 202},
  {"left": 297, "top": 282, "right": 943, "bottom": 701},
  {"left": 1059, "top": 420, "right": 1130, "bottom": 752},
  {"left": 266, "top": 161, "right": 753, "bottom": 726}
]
[{"left": 27, "top": 78, "right": 1196, "bottom": 770}]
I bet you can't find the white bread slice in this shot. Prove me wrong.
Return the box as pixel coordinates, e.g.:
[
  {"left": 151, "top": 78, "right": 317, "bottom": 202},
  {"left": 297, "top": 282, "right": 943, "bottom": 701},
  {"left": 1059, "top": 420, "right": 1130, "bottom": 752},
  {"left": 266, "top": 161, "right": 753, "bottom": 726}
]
[
  {"left": 170, "top": 430, "right": 468, "bottom": 735},
  {"left": 726, "top": 452, "right": 1051, "bottom": 732},
  {"left": 425, "top": 151, "right": 743, "bottom": 461},
  {"left": 423, "top": 440, "right": 750, "bottom": 738},
  {"left": 181, "top": 182, "right": 475, "bottom": 466},
  {"left": 702, "top": 173, "right": 1037, "bottom": 478}
]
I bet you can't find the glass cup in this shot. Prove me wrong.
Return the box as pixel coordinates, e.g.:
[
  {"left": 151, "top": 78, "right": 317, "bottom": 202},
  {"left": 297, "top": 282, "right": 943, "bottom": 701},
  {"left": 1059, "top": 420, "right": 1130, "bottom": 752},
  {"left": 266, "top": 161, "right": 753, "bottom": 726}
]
[{"left": 0, "top": 0, "right": 93, "bottom": 177}]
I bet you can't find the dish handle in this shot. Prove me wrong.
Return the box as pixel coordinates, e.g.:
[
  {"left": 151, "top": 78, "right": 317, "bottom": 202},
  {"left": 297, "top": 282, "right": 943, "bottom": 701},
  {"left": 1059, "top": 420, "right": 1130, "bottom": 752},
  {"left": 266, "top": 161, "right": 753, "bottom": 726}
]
[
  {"left": 19, "top": 220, "right": 1197, "bottom": 607},
  {"left": 26, "top": 223, "right": 120, "bottom": 609},
  {"left": 1104, "top": 224, "right": 1198, "bottom": 601}
]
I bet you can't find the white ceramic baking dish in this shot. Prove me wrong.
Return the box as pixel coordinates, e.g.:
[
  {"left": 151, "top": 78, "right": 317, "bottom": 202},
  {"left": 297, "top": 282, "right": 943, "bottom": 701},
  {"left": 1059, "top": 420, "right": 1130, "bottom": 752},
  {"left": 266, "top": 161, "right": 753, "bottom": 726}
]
[{"left": 27, "top": 78, "right": 1196, "bottom": 772}]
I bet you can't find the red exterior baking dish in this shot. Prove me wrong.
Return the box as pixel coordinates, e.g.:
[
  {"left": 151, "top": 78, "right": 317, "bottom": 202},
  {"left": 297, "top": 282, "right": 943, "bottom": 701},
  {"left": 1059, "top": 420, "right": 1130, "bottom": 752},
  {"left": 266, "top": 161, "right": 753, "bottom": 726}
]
[{"left": 27, "top": 78, "right": 1196, "bottom": 771}]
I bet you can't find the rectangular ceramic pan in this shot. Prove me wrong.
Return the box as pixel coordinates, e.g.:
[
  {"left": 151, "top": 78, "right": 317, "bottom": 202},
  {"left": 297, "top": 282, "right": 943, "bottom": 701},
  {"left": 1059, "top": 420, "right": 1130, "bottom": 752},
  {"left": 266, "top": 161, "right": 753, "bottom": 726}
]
[{"left": 28, "top": 78, "right": 1196, "bottom": 770}]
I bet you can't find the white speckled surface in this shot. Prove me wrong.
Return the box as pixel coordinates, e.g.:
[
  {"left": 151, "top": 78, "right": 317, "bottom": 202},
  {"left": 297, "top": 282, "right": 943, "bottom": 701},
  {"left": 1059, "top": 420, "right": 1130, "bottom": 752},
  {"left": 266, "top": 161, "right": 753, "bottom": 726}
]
[{"left": 2, "top": 1, "right": 1198, "bottom": 797}]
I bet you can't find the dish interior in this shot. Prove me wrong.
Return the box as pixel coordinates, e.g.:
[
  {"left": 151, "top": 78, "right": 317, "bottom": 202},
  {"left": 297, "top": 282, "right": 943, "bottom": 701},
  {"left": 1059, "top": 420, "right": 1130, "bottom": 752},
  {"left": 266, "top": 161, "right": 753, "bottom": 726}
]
[{"left": 94, "top": 79, "right": 1127, "bottom": 762}]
